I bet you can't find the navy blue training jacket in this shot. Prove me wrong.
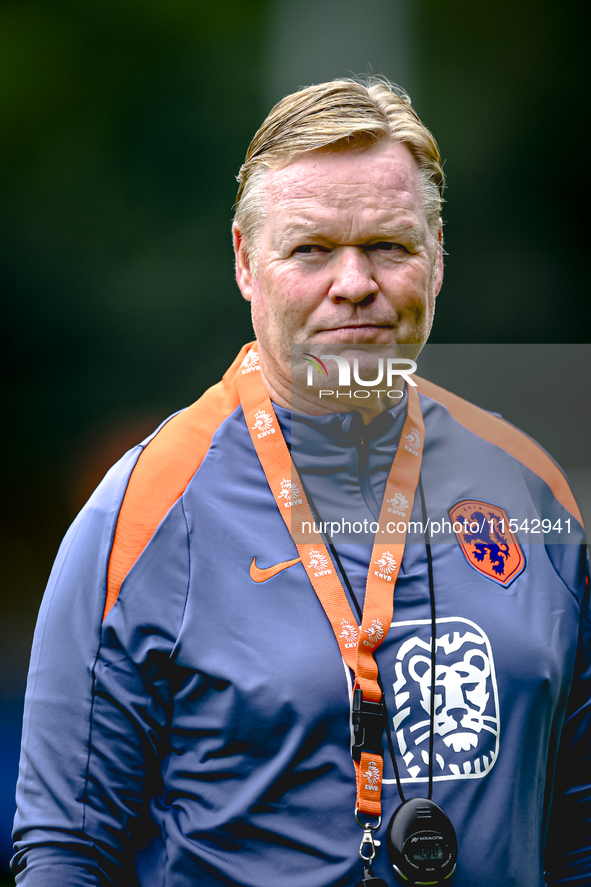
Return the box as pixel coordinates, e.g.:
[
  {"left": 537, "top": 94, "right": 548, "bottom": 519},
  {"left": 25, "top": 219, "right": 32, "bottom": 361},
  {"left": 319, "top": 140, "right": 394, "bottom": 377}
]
[{"left": 12, "top": 345, "right": 591, "bottom": 886}]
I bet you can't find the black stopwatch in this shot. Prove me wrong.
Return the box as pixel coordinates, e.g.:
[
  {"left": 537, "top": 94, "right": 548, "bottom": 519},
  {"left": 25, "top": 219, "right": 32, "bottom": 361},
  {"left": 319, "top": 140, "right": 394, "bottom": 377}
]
[{"left": 386, "top": 797, "right": 457, "bottom": 885}]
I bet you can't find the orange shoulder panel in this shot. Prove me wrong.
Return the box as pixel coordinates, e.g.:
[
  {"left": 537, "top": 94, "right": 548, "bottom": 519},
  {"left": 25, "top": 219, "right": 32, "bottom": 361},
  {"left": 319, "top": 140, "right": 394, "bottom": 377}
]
[
  {"left": 103, "top": 343, "right": 253, "bottom": 620},
  {"left": 416, "top": 376, "right": 583, "bottom": 526}
]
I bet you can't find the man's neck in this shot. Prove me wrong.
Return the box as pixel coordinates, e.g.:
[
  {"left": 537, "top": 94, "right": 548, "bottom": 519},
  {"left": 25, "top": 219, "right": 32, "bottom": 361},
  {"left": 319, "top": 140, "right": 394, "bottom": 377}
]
[{"left": 258, "top": 363, "right": 402, "bottom": 425}]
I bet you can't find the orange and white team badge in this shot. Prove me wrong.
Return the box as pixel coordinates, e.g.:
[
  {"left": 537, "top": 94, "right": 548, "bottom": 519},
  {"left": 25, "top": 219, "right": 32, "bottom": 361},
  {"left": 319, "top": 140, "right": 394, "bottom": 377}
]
[{"left": 448, "top": 500, "right": 525, "bottom": 587}]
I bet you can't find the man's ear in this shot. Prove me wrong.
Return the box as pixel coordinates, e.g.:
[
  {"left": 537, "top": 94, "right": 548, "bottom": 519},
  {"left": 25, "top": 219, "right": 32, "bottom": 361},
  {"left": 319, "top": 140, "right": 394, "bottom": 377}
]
[
  {"left": 434, "top": 219, "right": 444, "bottom": 296},
  {"left": 233, "top": 223, "right": 254, "bottom": 302}
]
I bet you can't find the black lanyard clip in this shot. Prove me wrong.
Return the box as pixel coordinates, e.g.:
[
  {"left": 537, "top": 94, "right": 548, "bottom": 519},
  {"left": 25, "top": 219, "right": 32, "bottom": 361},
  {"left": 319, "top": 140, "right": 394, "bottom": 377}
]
[{"left": 351, "top": 688, "right": 386, "bottom": 762}]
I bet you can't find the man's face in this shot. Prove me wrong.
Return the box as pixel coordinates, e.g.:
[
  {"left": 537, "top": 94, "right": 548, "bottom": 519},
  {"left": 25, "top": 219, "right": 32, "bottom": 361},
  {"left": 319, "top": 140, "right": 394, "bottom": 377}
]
[{"left": 234, "top": 141, "right": 443, "bottom": 387}]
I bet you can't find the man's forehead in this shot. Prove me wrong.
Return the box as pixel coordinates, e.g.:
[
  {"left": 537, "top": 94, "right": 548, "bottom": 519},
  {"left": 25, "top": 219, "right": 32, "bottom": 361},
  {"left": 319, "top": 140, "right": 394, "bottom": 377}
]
[
  {"left": 259, "top": 142, "right": 429, "bottom": 244},
  {"left": 266, "top": 142, "right": 421, "bottom": 197}
]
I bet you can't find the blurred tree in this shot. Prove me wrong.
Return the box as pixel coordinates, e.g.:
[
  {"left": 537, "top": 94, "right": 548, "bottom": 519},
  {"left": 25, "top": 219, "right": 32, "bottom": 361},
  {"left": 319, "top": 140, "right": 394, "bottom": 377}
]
[
  {"left": 0, "top": 0, "right": 265, "bottom": 602},
  {"left": 416, "top": 0, "right": 590, "bottom": 343}
]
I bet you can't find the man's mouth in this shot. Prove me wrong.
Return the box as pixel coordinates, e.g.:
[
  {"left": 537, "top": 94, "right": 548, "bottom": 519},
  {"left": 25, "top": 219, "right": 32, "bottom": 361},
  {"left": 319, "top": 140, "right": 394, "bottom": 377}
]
[
  {"left": 313, "top": 323, "right": 396, "bottom": 343},
  {"left": 325, "top": 323, "right": 393, "bottom": 330}
]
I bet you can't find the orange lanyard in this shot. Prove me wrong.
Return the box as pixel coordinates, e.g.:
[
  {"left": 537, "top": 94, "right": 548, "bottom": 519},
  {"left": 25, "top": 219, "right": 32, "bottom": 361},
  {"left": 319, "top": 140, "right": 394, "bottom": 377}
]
[{"left": 238, "top": 346, "right": 424, "bottom": 817}]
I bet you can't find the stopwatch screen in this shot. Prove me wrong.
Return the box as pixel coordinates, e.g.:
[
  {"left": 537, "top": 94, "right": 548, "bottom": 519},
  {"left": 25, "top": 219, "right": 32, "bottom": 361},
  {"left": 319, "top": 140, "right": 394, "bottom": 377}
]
[{"left": 411, "top": 844, "right": 445, "bottom": 862}]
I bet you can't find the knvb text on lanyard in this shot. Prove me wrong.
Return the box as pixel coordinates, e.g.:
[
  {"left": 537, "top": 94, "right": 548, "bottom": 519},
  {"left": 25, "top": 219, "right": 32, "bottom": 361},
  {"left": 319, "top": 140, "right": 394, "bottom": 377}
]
[{"left": 238, "top": 346, "right": 425, "bottom": 875}]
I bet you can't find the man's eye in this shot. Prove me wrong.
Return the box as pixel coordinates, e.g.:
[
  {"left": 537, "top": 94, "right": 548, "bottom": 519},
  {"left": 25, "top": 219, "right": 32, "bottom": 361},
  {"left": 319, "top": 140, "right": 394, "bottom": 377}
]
[
  {"left": 367, "top": 241, "right": 406, "bottom": 252},
  {"left": 293, "top": 244, "right": 329, "bottom": 254}
]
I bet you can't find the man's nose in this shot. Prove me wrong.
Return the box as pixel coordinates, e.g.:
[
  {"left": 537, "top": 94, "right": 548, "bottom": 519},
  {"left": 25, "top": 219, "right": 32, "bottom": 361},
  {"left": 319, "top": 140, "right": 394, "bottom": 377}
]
[{"left": 328, "top": 247, "right": 378, "bottom": 302}]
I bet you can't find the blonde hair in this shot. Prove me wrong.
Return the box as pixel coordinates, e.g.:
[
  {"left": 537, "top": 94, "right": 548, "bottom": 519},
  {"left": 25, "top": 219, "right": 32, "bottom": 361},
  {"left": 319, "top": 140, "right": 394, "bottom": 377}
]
[{"left": 234, "top": 77, "right": 444, "bottom": 271}]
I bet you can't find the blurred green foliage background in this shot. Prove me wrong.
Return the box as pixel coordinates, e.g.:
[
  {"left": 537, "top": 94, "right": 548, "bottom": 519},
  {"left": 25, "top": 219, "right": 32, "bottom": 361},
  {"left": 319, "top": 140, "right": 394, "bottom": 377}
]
[{"left": 1, "top": 0, "right": 588, "bottom": 876}]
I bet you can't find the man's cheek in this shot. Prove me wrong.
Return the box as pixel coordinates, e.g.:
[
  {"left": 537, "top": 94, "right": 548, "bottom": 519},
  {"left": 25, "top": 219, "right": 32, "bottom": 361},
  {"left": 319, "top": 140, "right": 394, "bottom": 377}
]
[{"left": 275, "top": 296, "right": 310, "bottom": 328}]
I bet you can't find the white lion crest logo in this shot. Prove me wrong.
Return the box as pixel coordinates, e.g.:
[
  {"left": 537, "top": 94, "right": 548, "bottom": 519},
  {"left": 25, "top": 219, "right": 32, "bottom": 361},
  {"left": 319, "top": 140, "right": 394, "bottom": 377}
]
[
  {"left": 278, "top": 478, "right": 301, "bottom": 501},
  {"left": 252, "top": 410, "right": 273, "bottom": 432},
  {"left": 365, "top": 619, "right": 385, "bottom": 643},
  {"left": 391, "top": 618, "right": 500, "bottom": 783},
  {"left": 374, "top": 552, "right": 397, "bottom": 574},
  {"left": 241, "top": 350, "right": 260, "bottom": 372},
  {"left": 364, "top": 760, "right": 381, "bottom": 786},
  {"left": 339, "top": 619, "right": 359, "bottom": 646},
  {"left": 387, "top": 492, "right": 410, "bottom": 516},
  {"left": 308, "top": 549, "right": 329, "bottom": 570},
  {"left": 404, "top": 427, "right": 422, "bottom": 451}
]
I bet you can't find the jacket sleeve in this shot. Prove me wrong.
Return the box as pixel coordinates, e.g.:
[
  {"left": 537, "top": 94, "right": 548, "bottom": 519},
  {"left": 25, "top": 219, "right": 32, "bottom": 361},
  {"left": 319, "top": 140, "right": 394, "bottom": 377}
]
[
  {"left": 545, "top": 544, "right": 591, "bottom": 884},
  {"left": 11, "top": 446, "right": 190, "bottom": 886}
]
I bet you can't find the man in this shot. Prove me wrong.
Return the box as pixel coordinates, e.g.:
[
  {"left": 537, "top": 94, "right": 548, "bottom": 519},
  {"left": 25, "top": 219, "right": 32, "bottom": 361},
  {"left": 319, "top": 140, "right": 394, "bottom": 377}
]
[{"left": 12, "top": 79, "right": 590, "bottom": 886}]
